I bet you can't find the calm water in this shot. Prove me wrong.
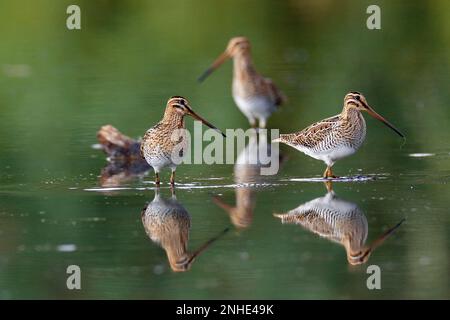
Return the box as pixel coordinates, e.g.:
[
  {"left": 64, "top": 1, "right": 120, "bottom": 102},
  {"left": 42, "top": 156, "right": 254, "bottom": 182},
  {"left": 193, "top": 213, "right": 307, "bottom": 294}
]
[{"left": 0, "top": 0, "right": 449, "bottom": 299}]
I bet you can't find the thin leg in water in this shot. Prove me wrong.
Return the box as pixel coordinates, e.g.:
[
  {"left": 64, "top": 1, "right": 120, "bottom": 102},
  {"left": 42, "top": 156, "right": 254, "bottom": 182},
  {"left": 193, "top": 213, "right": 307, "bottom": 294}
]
[
  {"left": 324, "top": 180, "right": 333, "bottom": 192},
  {"left": 155, "top": 172, "right": 161, "bottom": 186},
  {"left": 170, "top": 169, "right": 176, "bottom": 186},
  {"left": 248, "top": 116, "right": 257, "bottom": 129},
  {"left": 259, "top": 118, "right": 267, "bottom": 129},
  {"left": 323, "top": 166, "right": 337, "bottom": 179}
]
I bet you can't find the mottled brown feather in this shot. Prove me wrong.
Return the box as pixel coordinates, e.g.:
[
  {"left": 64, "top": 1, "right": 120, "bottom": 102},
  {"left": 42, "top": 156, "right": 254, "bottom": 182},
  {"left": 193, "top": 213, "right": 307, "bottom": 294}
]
[
  {"left": 264, "top": 77, "right": 287, "bottom": 107},
  {"left": 280, "top": 115, "right": 340, "bottom": 149}
]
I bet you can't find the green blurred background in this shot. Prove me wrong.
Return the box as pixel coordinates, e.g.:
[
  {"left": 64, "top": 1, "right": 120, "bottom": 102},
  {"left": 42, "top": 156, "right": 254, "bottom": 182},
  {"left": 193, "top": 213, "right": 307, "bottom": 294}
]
[{"left": 0, "top": 0, "right": 449, "bottom": 299}]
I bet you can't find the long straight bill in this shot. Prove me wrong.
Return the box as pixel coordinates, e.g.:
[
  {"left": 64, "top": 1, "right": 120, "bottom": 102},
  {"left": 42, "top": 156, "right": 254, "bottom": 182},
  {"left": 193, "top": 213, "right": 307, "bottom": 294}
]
[
  {"left": 189, "top": 110, "right": 226, "bottom": 138},
  {"left": 365, "top": 106, "right": 405, "bottom": 138},
  {"left": 358, "top": 218, "right": 406, "bottom": 263},
  {"left": 187, "top": 228, "right": 230, "bottom": 264},
  {"left": 198, "top": 52, "right": 229, "bottom": 82}
]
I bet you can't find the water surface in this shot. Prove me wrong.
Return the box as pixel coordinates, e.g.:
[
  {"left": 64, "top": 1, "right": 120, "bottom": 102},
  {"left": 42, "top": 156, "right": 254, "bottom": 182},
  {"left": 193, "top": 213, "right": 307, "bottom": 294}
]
[{"left": 0, "top": 0, "right": 449, "bottom": 299}]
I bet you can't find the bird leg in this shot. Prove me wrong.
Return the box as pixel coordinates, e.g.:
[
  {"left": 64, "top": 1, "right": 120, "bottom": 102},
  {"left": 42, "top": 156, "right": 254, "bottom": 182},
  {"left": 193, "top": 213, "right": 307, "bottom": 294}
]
[
  {"left": 155, "top": 172, "right": 161, "bottom": 186},
  {"left": 259, "top": 118, "right": 267, "bottom": 129},
  {"left": 323, "top": 166, "right": 337, "bottom": 179},
  {"left": 170, "top": 170, "right": 175, "bottom": 186},
  {"left": 324, "top": 180, "right": 333, "bottom": 192}
]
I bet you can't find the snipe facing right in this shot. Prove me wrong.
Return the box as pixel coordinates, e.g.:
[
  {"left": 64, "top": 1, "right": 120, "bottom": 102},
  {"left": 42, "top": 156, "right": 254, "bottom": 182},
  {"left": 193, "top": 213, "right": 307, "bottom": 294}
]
[{"left": 273, "top": 92, "right": 404, "bottom": 178}]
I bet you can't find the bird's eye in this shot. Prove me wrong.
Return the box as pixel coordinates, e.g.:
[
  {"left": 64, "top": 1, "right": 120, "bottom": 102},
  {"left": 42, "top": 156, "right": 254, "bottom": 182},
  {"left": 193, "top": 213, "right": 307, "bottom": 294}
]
[{"left": 355, "top": 96, "right": 361, "bottom": 101}]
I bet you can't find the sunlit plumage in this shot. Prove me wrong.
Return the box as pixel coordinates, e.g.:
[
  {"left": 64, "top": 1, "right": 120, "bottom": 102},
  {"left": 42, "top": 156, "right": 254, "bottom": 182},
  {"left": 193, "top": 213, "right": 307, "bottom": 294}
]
[
  {"left": 141, "top": 96, "right": 225, "bottom": 185},
  {"left": 273, "top": 92, "right": 404, "bottom": 178},
  {"left": 199, "top": 37, "right": 286, "bottom": 128}
]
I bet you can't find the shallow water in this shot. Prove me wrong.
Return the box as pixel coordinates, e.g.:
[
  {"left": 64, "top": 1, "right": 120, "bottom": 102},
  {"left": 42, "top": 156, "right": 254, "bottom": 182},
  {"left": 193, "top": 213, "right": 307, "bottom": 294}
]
[{"left": 0, "top": 0, "right": 449, "bottom": 299}]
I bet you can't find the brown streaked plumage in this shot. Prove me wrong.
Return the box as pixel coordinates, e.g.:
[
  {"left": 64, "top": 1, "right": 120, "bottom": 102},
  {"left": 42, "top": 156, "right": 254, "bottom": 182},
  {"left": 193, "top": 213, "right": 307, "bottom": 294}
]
[
  {"left": 199, "top": 37, "right": 286, "bottom": 128},
  {"left": 140, "top": 96, "right": 225, "bottom": 185},
  {"left": 141, "top": 189, "right": 229, "bottom": 272},
  {"left": 273, "top": 92, "right": 404, "bottom": 178},
  {"left": 274, "top": 184, "right": 405, "bottom": 265}
]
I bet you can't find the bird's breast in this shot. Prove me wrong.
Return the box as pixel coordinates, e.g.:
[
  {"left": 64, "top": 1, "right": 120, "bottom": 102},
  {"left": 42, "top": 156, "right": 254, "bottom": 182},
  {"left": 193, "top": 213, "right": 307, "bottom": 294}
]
[{"left": 142, "top": 125, "right": 188, "bottom": 167}]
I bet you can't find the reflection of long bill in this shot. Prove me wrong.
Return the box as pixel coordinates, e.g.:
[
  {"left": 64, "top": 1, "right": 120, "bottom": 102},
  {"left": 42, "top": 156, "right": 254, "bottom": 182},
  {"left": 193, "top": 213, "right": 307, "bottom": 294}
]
[
  {"left": 187, "top": 228, "right": 229, "bottom": 264},
  {"left": 362, "top": 101, "right": 405, "bottom": 138},
  {"left": 360, "top": 218, "right": 405, "bottom": 261},
  {"left": 188, "top": 108, "right": 226, "bottom": 138}
]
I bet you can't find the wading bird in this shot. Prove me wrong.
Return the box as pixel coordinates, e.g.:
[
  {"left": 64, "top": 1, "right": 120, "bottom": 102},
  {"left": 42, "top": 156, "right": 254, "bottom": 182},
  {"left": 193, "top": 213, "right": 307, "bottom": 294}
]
[
  {"left": 198, "top": 37, "right": 286, "bottom": 128},
  {"left": 141, "top": 96, "right": 225, "bottom": 185},
  {"left": 273, "top": 92, "right": 404, "bottom": 178},
  {"left": 274, "top": 183, "right": 405, "bottom": 265}
]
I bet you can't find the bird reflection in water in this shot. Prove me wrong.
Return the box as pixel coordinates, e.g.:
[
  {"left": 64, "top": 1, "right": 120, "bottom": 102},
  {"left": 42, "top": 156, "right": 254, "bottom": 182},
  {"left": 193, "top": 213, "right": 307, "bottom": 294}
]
[
  {"left": 274, "top": 182, "right": 404, "bottom": 265},
  {"left": 141, "top": 188, "right": 229, "bottom": 272},
  {"left": 213, "top": 130, "right": 284, "bottom": 229}
]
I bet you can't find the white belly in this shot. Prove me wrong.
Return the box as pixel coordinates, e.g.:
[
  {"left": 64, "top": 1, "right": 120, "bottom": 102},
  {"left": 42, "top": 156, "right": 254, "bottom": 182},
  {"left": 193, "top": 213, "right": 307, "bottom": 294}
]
[
  {"left": 144, "top": 146, "right": 180, "bottom": 173},
  {"left": 296, "top": 144, "right": 357, "bottom": 167},
  {"left": 147, "top": 156, "right": 175, "bottom": 172},
  {"left": 233, "top": 95, "right": 275, "bottom": 120}
]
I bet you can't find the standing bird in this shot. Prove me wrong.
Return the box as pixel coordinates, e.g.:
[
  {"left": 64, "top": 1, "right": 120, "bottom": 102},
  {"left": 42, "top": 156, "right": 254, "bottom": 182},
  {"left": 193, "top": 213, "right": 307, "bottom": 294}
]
[
  {"left": 273, "top": 92, "right": 404, "bottom": 178},
  {"left": 141, "top": 96, "right": 225, "bottom": 185},
  {"left": 198, "top": 37, "right": 286, "bottom": 128},
  {"left": 274, "top": 184, "right": 405, "bottom": 265}
]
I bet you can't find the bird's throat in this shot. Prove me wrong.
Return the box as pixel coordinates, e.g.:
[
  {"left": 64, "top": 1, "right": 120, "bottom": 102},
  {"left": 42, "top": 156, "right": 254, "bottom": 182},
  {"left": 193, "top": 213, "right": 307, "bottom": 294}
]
[
  {"left": 162, "top": 109, "right": 185, "bottom": 129},
  {"left": 233, "top": 52, "right": 256, "bottom": 81}
]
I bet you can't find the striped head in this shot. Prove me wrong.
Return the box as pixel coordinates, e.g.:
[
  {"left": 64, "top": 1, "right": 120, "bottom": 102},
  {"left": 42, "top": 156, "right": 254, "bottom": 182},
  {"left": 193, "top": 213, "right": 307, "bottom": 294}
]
[
  {"left": 343, "top": 91, "right": 404, "bottom": 138},
  {"left": 344, "top": 92, "right": 370, "bottom": 111},
  {"left": 346, "top": 218, "right": 405, "bottom": 265},
  {"left": 198, "top": 36, "right": 251, "bottom": 82},
  {"left": 165, "top": 96, "right": 225, "bottom": 137},
  {"left": 347, "top": 248, "right": 372, "bottom": 265},
  {"left": 225, "top": 36, "right": 251, "bottom": 56},
  {"left": 166, "top": 96, "right": 193, "bottom": 116},
  {"left": 169, "top": 254, "right": 193, "bottom": 272}
]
